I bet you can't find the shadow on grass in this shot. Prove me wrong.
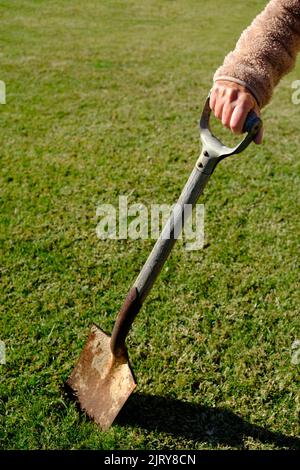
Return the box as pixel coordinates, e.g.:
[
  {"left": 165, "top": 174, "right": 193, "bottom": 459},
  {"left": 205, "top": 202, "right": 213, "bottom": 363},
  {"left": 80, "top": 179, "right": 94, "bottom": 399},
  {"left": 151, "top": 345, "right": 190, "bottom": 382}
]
[{"left": 117, "top": 393, "right": 300, "bottom": 449}]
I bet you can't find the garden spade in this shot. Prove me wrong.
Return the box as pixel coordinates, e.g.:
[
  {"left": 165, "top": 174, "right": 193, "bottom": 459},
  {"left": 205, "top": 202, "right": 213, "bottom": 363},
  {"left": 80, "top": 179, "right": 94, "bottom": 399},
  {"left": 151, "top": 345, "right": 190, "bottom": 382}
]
[{"left": 67, "top": 96, "right": 262, "bottom": 430}]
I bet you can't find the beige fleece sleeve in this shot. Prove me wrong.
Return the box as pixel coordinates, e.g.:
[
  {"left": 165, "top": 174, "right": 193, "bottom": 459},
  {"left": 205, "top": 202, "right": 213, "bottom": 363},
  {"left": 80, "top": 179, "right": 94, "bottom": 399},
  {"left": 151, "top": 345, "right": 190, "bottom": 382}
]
[{"left": 213, "top": 0, "right": 300, "bottom": 108}]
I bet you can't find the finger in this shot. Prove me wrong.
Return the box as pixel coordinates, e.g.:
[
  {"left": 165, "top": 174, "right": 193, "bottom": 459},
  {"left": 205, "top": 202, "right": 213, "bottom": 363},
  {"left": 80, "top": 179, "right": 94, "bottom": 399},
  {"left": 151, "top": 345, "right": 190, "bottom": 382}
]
[
  {"left": 214, "top": 98, "right": 225, "bottom": 121},
  {"left": 221, "top": 102, "right": 234, "bottom": 128},
  {"left": 230, "top": 101, "right": 253, "bottom": 134},
  {"left": 209, "top": 90, "right": 217, "bottom": 111}
]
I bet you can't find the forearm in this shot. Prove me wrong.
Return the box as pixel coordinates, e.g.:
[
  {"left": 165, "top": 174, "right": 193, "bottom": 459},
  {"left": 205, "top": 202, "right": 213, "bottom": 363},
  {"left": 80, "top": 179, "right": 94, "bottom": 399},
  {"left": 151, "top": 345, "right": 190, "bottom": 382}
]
[{"left": 214, "top": 0, "right": 300, "bottom": 107}]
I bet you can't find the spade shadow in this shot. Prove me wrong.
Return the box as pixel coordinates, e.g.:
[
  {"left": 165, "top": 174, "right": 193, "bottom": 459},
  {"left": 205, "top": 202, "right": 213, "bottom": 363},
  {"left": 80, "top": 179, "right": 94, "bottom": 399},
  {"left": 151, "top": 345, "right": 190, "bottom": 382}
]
[{"left": 117, "top": 393, "right": 300, "bottom": 449}]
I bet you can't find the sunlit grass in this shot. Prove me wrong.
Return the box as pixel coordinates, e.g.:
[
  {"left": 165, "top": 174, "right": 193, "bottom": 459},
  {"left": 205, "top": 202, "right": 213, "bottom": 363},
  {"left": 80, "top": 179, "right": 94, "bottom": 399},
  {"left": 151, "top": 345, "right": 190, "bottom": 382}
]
[{"left": 0, "top": 0, "right": 299, "bottom": 450}]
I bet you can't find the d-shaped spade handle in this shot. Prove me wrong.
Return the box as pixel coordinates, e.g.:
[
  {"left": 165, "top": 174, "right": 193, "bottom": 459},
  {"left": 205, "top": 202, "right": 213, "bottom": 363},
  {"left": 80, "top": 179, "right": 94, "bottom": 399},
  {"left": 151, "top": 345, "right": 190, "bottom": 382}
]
[{"left": 199, "top": 96, "right": 262, "bottom": 174}]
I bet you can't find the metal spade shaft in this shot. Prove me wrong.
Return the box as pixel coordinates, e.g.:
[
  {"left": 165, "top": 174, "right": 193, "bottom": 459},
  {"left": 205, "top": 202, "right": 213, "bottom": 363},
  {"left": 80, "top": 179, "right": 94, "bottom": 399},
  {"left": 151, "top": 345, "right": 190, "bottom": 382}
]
[
  {"left": 67, "top": 96, "right": 262, "bottom": 430},
  {"left": 110, "top": 97, "right": 262, "bottom": 357}
]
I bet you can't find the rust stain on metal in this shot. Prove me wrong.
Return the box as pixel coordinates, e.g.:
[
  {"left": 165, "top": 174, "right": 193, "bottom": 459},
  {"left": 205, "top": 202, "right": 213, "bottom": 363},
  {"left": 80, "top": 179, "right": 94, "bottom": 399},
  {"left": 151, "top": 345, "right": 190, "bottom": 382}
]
[{"left": 67, "top": 325, "right": 136, "bottom": 430}]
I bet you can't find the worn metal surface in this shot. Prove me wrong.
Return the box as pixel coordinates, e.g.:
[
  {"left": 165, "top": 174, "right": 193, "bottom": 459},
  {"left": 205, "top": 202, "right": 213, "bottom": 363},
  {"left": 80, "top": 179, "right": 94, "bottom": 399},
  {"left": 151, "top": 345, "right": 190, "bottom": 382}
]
[{"left": 67, "top": 325, "right": 136, "bottom": 430}]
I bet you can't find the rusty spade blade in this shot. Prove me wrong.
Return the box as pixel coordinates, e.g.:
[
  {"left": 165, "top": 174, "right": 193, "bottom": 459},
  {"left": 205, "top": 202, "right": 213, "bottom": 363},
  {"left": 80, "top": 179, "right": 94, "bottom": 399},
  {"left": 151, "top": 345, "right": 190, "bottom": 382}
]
[
  {"left": 67, "top": 96, "right": 262, "bottom": 430},
  {"left": 67, "top": 287, "right": 141, "bottom": 430}
]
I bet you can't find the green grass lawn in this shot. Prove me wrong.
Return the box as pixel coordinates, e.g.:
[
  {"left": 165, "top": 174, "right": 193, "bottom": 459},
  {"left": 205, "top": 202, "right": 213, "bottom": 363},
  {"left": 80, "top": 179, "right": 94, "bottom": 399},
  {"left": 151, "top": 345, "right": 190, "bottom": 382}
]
[{"left": 0, "top": 0, "right": 299, "bottom": 450}]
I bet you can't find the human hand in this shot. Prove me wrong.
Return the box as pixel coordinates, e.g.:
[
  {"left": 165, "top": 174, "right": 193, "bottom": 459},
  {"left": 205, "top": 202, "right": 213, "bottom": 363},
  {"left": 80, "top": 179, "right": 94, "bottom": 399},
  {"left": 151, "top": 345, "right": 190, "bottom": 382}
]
[{"left": 210, "top": 80, "right": 263, "bottom": 144}]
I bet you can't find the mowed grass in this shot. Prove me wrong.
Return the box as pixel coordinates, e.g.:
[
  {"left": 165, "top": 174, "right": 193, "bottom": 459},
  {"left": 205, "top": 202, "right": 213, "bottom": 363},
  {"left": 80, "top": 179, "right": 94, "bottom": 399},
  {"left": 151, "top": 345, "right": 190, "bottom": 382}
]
[{"left": 0, "top": 0, "right": 299, "bottom": 450}]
